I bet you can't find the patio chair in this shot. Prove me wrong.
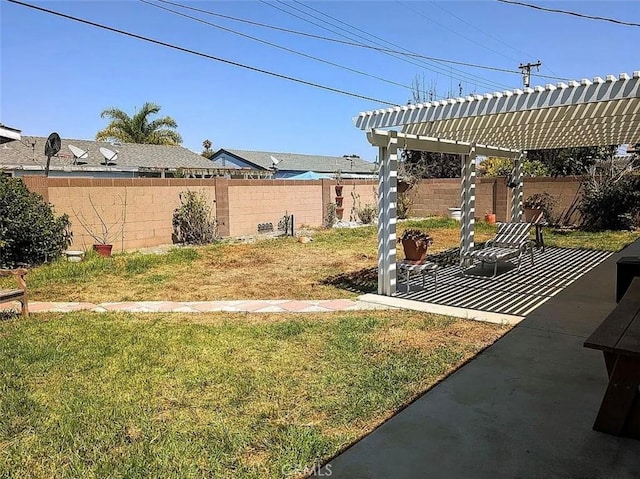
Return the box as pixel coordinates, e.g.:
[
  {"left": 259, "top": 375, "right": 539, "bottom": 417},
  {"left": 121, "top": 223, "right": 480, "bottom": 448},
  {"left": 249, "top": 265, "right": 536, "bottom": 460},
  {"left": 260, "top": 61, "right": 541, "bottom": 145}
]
[{"left": 463, "top": 222, "right": 534, "bottom": 278}]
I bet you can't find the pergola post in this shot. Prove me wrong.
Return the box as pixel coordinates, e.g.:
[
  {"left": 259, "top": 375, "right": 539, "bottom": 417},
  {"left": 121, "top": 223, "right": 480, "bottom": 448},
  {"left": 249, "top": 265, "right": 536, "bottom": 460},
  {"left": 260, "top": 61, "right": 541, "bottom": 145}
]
[
  {"left": 377, "top": 132, "right": 398, "bottom": 296},
  {"left": 510, "top": 152, "right": 525, "bottom": 222},
  {"left": 460, "top": 145, "right": 476, "bottom": 262}
]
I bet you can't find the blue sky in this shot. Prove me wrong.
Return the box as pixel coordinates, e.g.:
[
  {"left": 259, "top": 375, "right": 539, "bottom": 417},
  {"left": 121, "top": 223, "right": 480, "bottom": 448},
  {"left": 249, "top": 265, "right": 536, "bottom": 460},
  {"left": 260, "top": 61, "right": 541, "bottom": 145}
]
[{"left": 1, "top": 1, "right": 638, "bottom": 161}]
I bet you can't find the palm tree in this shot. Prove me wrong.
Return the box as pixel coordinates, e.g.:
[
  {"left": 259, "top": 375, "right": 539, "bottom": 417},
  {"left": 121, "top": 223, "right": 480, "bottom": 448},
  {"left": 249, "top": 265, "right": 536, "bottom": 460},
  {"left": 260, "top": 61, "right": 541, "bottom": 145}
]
[{"left": 95, "top": 102, "right": 182, "bottom": 145}]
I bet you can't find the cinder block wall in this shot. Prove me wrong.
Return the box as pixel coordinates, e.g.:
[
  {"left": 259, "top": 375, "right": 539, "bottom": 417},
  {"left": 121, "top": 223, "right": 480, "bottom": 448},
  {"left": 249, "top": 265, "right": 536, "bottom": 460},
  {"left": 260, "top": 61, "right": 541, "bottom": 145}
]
[
  {"left": 405, "top": 177, "right": 581, "bottom": 223},
  {"left": 408, "top": 178, "right": 460, "bottom": 217},
  {"left": 406, "top": 178, "right": 497, "bottom": 219},
  {"left": 25, "top": 177, "right": 218, "bottom": 252},
  {"left": 335, "top": 182, "right": 378, "bottom": 222},
  {"left": 21, "top": 176, "right": 584, "bottom": 252},
  {"left": 227, "top": 180, "right": 324, "bottom": 237},
  {"left": 523, "top": 177, "right": 583, "bottom": 223}
]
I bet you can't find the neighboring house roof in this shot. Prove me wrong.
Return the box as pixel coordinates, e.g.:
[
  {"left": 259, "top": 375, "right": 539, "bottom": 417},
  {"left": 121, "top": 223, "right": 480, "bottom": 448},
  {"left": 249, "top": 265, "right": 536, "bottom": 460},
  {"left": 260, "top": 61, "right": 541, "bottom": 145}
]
[
  {"left": 0, "top": 124, "right": 21, "bottom": 144},
  {"left": 0, "top": 136, "right": 216, "bottom": 171},
  {"left": 215, "top": 148, "right": 377, "bottom": 175}
]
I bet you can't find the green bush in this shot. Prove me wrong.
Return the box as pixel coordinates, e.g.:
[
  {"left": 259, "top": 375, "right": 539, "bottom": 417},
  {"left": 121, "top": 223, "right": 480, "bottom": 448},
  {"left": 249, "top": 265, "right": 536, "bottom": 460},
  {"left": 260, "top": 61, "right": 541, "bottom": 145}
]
[
  {"left": 479, "top": 157, "right": 549, "bottom": 177},
  {"left": 524, "top": 192, "right": 557, "bottom": 223},
  {"left": 324, "top": 202, "right": 337, "bottom": 228},
  {"left": 579, "top": 174, "right": 640, "bottom": 231},
  {"left": 0, "top": 176, "right": 72, "bottom": 267},
  {"left": 172, "top": 190, "right": 217, "bottom": 245},
  {"left": 397, "top": 191, "right": 413, "bottom": 219},
  {"left": 358, "top": 204, "right": 377, "bottom": 224}
]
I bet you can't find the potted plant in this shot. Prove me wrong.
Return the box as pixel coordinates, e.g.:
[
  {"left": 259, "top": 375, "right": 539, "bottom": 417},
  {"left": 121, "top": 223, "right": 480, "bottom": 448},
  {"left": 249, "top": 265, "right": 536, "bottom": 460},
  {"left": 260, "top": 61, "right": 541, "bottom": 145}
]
[
  {"left": 524, "top": 192, "right": 555, "bottom": 223},
  {"left": 334, "top": 169, "right": 343, "bottom": 197},
  {"left": 484, "top": 210, "right": 496, "bottom": 224},
  {"left": 398, "top": 229, "right": 433, "bottom": 261},
  {"left": 72, "top": 193, "right": 126, "bottom": 257}
]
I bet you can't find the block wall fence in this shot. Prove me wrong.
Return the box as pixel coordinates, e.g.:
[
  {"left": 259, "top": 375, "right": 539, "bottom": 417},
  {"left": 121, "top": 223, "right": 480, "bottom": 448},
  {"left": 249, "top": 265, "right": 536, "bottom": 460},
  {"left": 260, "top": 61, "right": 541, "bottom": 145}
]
[{"left": 22, "top": 176, "right": 583, "bottom": 252}]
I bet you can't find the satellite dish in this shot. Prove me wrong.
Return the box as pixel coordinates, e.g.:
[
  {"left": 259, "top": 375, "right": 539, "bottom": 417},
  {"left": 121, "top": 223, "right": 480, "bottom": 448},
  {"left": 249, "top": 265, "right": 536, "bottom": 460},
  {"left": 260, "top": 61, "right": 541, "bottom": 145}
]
[
  {"left": 270, "top": 155, "right": 280, "bottom": 166},
  {"left": 99, "top": 146, "right": 118, "bottom": 165},
  {"left": 68, "top": 144, "right": 88, "bottom": 164},
  {"left": 44, "top": 132, "right": 61, "bottom": 176},
  {"left": 44, "top": 132, "right": 61, "bottom": 157}
]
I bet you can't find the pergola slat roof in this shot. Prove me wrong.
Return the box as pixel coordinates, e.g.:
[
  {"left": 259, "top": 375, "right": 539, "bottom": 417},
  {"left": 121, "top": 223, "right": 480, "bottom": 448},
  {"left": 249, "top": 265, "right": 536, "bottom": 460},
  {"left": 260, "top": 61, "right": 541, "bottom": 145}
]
[
  {"left": 355, "top": 72, "right": 640, "bottom": 150},
  {"left": 354, "top": 70, "right": 640, "bottom": 297}
]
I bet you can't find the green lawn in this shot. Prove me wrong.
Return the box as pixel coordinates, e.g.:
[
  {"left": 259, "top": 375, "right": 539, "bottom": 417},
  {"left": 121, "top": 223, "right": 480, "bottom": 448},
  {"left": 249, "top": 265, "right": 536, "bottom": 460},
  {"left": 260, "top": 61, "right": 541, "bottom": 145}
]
[
  {"left": 0, "top": 310, "right": 506, "bottom": 478},
  {"left": 1, "top": 218, "right": 638, "bottom": 477}
]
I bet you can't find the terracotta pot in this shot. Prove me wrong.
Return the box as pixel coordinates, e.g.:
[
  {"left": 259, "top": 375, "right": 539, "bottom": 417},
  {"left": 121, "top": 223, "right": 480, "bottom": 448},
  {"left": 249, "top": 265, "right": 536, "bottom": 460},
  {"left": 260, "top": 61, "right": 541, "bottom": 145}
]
[
  {"left": 524, "top": 208, "right": 544, "bottom": 223},
  {"left": 336, "top": 207, "right": 344, "bottom": 219},
  {"left": 335, "top": 196, "right": 343, "bottom": 207},
  {"left": 401, "top": 238, "right": 429, "bottom": 262},
  {"left": 335, "top": 185, "right": 344, "bottom": 196},
  {"left": 93, "top": 244, "right": 113, "bottom": 257},
  {"left": 484, "top": 213, "right": 496, "bottom": 224}
]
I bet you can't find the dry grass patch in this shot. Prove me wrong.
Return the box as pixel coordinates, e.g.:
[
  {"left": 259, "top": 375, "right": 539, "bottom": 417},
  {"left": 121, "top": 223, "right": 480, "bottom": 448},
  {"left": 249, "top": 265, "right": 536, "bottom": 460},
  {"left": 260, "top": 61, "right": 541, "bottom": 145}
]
[
  {"left": 4, "top": 217, "right": 631, "bottom": 304},
  {"left": 18, "top": 221, "right": 466, "bottom": 302}
]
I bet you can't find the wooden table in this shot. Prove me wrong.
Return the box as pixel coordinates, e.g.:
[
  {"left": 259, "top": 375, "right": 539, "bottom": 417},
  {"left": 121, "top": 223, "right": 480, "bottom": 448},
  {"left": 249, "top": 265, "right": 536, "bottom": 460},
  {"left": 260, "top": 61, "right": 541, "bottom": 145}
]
[
  {"left": 584, "top": 277, "right": 640, "bottom": 438},
  {"left": 397, "top": 260, "right": 438, "bottom": 293}
]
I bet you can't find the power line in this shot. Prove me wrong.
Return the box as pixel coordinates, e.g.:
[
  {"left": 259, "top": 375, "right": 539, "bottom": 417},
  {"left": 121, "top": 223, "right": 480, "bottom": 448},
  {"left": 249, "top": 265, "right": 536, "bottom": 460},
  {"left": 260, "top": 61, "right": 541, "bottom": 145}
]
[
  {"left": 426, "top": 1, "right": 529, "bottom": 64},
  {"left": 6, "top": 0, "right": 399, "bottom": 106},
  {"left": 497, "top": 0, "right": 640, "bottom": 27},
  {"left": 155, "top": 0, "right": 567, "bottom": 82},
  {"left": 260, "top": 0, "right": 509, "bottom": 95},
  {"left": 155, "top": 0, "right": 568, "bottom": 82},
  {"left": 140, "top": 0, "right": 415, "bottom": 92},
  {"left": 399, "top": 1, "right": 560, "bottom": 82},
  {"left": 285, "top": 0, "right": 513, "bottom": 92},
  {"left": 399, "top": 1, "right": 520, "bottom": 64},
  {"left": 259, "top": 0, "right": 450, "bottom": 91}
]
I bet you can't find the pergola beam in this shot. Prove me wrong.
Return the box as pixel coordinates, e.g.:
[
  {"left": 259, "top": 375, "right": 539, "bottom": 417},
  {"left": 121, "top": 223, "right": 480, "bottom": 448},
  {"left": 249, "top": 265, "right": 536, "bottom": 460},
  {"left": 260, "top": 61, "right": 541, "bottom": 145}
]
[
  {"left": 356, "top": 72, "right": 640, "bottom": 151},
  {"left": 367, "top": 129, "right": 516, "bottom": 296},
  {"left": 359, "top": 71, "right": 640, "bottom": 297},
  {"left": 367, "top": 129, "right": 520, "bottom": 158},
  {"left": 374, "top": 131, "right": 398, "bottom": 296},
  {"left": 460, "top": 147, "right": 476, "bottom": 261}
]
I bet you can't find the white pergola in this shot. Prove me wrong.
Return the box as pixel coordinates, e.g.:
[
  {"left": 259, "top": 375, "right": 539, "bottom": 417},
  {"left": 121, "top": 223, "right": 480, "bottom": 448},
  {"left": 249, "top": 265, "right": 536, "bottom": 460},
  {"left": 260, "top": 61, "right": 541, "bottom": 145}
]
[{"left": 354, "top": 71, "right": 640, "bottom": 296}]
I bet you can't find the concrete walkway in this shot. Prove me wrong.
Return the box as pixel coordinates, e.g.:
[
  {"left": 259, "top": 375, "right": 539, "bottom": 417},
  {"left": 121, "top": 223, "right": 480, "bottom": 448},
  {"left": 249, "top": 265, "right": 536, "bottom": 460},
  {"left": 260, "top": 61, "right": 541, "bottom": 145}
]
[
  {"left": 316, "top": 241, "right": 640, "bottom": 478},
  {"left": 20, "top": 298, "right": 393, "bottom": 314}
]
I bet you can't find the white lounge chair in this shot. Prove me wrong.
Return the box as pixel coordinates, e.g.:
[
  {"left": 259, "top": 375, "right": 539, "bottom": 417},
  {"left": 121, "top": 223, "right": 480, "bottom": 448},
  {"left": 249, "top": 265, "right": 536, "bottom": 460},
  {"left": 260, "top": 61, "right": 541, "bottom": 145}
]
[{"left": 463, "top": 222, "right": 534, "bottom": 278}]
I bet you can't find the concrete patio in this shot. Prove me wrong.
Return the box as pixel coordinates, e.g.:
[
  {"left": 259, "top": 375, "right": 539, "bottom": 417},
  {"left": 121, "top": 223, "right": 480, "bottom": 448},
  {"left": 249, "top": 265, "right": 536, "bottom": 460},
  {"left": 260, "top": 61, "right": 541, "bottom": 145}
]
[
  {"left": 318, "top": 239, "right": 640, "bottom": 478},
  {"left": 362, "top": 246, "right": 613, "bottom": 325}
]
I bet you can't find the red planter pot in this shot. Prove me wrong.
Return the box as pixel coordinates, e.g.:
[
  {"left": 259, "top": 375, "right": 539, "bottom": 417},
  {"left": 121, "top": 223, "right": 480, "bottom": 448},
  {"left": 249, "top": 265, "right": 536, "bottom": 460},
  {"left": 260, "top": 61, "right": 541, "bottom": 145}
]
[
  {"left": 401, "top": 239, "right": 429, "bottom": 261},
  {"left": 336, "top": 207, "right": 344, "bottom": 219},
  {"left": 93, "top": 244, "right": 113, "bottom": 257},
  {"left": 335, "top": 185, "right": 344, "bottom": 196},
  {"left": 484, "top": 213, "right": 496, "bottom": 224},
  {"left": 335, "top": 196, "right": 343, "bottom": 207}
]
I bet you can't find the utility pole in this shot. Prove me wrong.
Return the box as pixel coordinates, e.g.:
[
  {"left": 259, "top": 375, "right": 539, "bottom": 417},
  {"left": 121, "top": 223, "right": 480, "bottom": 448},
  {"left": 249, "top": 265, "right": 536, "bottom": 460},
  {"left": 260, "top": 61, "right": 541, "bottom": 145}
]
[{"left": 518, "top": 60, "right": 541, "bottom": 88}]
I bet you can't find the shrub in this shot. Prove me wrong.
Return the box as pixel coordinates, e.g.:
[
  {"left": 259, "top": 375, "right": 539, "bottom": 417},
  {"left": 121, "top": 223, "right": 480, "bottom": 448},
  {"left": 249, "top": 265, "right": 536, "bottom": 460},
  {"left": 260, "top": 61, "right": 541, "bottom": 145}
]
[
  {"left": 479, "top": 156, "right": 549, "bottom": 177},
  {"left": 397, "top": 191, "right": 412, "bottom": 219},
  {"left": 324, "top": 202, "right": 337, "bottom": 228},
  {"left": 172, "top": 190, "right": 217, "bottom": 244},
  {"left": 357, "top": 203, "right": 377, "bottom": 224},
  {"left": 524, "top": 192, "right": 556, "bottom": 223},
  {"left": 0, "top": 176, "right": 72, "bottom": 267},
  {"left": 579, "top": 174, "right": 640, "bottom": 231}
]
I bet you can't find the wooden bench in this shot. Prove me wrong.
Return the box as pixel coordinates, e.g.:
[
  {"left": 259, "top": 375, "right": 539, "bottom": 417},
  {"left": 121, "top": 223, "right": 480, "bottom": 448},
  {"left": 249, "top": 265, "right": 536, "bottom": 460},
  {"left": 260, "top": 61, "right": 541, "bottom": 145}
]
[
  {"left": 0, "top": 268, "right": 28, "bottom": 317},
  {"left": 584, "top": 276, "right": 640, "bottom": 438}
]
